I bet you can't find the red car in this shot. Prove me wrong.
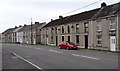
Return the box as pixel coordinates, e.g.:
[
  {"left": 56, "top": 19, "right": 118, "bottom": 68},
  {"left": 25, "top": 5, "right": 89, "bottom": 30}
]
[{"left": 59, "top": 41, "right": 78, "bottom": 50}]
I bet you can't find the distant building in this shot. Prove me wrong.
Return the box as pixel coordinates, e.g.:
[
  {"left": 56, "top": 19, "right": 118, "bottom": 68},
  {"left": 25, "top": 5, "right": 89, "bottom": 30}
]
[
  {"left": 2, "top": 27, "right": 17, "bottom": 43},
  {"left": 17, "top": 22, "right": 46, "bottom": 44}
]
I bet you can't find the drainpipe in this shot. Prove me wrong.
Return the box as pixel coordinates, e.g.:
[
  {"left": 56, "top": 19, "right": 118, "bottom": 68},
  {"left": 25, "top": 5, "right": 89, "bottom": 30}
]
[
  {"left": 31, "top": 18, "right": 33, "bottom": 45},
  {"left": 116, "top": 15, "right": 119, "bottom": 52}
]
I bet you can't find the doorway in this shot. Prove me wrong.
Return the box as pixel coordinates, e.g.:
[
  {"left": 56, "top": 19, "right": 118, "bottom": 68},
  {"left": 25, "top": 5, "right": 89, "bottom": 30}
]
[
  {"left": 85, "top": 35, "right": 88, "bottom": 49},
  {"left": 110, "top": 36, "right": 116, "bottom": 51},
  {"left": 56, "top": 36, "right": 58, "bottom": 46}
]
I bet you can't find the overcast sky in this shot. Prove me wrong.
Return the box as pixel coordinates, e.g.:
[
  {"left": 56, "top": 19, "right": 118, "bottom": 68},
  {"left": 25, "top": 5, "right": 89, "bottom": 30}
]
[{"left": 0, "top": 0, "right": 120, "bottom": 33}]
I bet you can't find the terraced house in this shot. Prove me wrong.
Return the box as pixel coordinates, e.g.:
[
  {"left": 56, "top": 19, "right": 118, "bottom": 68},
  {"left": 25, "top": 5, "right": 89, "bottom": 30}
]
[
  {"left": 41, "top": 2, "right": 120, "bottom": 52},
  {"left": 2, "top": 27, "right": 17, "bottom": 43},
  {"left": 17, "top": 22, "right": 46, "bottom": 44},
  {"left": 89, "top": 2, "right": 120, "bottom": 52}
]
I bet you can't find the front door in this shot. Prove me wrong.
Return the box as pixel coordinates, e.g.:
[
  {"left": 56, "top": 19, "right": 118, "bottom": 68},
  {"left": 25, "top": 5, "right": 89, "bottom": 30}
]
[
  {"left": 56, "top": 36, "right": 58, "bottom": 46},
  {"left": 110, "top": 36, "right": 116, "bottom": 51},
  {"left": 85, "top": 35, "right": 88, "bottom": 49}
]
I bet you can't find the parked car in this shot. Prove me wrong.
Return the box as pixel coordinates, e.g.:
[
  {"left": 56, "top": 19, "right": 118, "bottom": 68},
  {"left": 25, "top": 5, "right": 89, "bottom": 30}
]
[{"left": 58, "top": 41, "right": 78, "bottom": 50}]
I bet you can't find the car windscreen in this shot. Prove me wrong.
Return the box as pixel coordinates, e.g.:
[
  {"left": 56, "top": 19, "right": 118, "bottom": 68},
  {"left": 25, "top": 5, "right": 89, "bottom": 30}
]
[{"left": 68, "top": 42, "right": 74, "bottom": 44}]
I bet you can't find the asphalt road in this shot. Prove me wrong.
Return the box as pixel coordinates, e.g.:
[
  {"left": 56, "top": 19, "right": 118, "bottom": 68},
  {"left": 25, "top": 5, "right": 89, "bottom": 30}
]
[{"left": 2, "top": 43, "right": 119, "bottom": 70}]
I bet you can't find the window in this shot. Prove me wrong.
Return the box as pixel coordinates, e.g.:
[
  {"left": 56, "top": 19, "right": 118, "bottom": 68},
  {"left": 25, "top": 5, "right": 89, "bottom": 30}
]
[
  {"left": 76, "top": 35, "right": 79, "bottom": 44},
  {"left": 84, "top": 23, "right": 88, "bottom": 32},
  {"left": 55, "top": 27, "right": 57, "bottom": 34},
  {"left": 76, "top": 24, "right": 79, "bottom": 33},
  {"left": 46, "top": 28, "right": 49, "bottom": 35},
  {"left": 109, "top": 18, "right": 116, "bottom": 30},
  {"left": 67, "top": 25, "right": 70, "bottom": 33},
  {"left": 51, "top": 28, "right": 54, "bottom": 35},
  {"left": 62, "top": 26, "right": 64, "bottom": 33},
  {"left": 96, "top": 20, "right": 102, "bottom": 31},
  {"left": 62, "top": 36, "right": 64, "bottom": 41},
  {"left": 97, "top": 36, "right": 102, "bottom": 46},
  {"left": 51, "top": 36, "right": 54, "bottom": 43}
]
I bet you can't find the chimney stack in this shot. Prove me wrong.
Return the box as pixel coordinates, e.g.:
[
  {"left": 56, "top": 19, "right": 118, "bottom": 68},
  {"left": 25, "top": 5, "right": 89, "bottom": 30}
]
[
  {"left": 101, "top": 2, "right": 107, "bottom": 7},
  {"left": 51, "top": 19, "right": 53, "bottom": 22},
  {"left": 15, "top": 26, "right": 18, "bottom": 28},
  {"left": 35, "top": 22, "right": 39, "bottom": 24},
  {"left": 59, "top": 15, "right": 63, "bottom": 19},
  {"left": 19, "top": 25, "right": 22, "bottom": 27},
  {"left": 24, "top": 24, "right": 27, "bottom": 26}
]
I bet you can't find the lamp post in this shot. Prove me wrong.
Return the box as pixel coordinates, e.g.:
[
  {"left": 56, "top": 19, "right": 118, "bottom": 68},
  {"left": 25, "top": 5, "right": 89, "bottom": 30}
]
[{"left": 31, "top": 18, "right": 33, "bottom": 45}]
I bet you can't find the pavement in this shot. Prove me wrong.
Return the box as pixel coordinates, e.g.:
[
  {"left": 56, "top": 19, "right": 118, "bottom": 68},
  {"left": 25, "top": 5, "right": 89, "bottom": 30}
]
[
  {"left": 0, "top": 43, "right": 2, "bottom": 71},
  {"left": 2, "top": 43, "right": 119, "bottom": 71}
]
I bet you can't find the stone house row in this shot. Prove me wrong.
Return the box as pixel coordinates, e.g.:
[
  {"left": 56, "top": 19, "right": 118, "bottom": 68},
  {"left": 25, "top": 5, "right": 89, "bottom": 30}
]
[
  {"left": 1, "top": 2, "right": 120, "bottom": 52},
  {"left": 41, "top": 2, "right": 120, "bottom": 52},
  {"left": 2, "top": 22, "right": 46, "bottom": 44}
]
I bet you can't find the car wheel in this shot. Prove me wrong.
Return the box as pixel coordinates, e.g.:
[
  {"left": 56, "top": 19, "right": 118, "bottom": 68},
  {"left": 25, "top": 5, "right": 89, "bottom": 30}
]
[
  {"left": 76, "top": 47, "right": 79, "bottom": 50},
  {"left": 59, "top": 46, "right": 62, "bottom": 49},
  {"left": 66, "top": 47, "right": 70, "bottom": 50}
]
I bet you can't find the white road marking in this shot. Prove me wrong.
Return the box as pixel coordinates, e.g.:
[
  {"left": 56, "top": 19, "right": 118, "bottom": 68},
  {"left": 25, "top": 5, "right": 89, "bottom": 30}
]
[
  {"left": 11, "top": 51, "right": 43, "bottom": 70},
  {"left": 72, "top": 54, "right": 100, "bottom": 60},
  {"left": 49, "top": 50, "right": 63, "bottom": 53},
  {"left": 72, "top": 54, "right": 80, "bottom": 56},
  {"left": 35, "top": 48, "right": 42, "bottom": 50},
  {"left": 80, "top": 55, "right": 100, "bottom": 60}
]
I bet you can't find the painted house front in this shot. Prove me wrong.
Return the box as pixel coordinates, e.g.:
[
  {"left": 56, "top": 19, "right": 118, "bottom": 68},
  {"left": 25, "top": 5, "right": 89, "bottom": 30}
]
[
  {"left": 89, "top": 2, "right": 120, "bottom": 52},
  {"left": 41, "top": 7, "right": 100, "bottom": 48},
  {"left": 30, "top": 22, "right": 46, "bottom": 44},
  {"left": 12, "top": 26, "right": 23, "bottom": 43}
]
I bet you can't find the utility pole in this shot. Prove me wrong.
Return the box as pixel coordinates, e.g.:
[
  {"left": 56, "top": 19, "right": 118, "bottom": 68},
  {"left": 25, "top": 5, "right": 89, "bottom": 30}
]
[{"left": 31, "top": 18, "right": 33, "bottom": 45}]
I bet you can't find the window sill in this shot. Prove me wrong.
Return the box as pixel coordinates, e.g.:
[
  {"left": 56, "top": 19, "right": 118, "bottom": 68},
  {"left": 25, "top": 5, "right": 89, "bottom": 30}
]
[{"left": 96, "top": 44, "right": 102, "bottom": 47}]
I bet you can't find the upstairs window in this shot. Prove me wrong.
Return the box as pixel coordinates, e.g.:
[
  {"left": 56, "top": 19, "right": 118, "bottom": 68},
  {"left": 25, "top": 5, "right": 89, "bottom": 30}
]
[
  {"left": 67, "top": 25, "right": 70, "bottom": 33},
  {"left": 96, "top": 20, "right": 102, "bottom": 32},
  {"left": 46, "top": 28, "right": 48, "bottom": 34},
  {"left": 76, "top": 24, "right": 79, "bottom": 33},
  {"left": 84, "top": 23, "right": 88, "bottom": 32},
  {"left": 62, "top": 26, "right": 64, "bottom": 34},
  {"left": 55, "top": 27, "right": 57, "bottom": 34},
  {"left": 109, "top": 18, "right": 116, "bottom": 31}
]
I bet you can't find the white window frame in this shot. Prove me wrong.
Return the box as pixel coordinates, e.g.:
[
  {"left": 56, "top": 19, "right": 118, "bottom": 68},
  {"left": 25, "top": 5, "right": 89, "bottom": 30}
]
[
  {"left": 96, "top": 20, "right": 102, "bottom": 32},
  {"left": 109, "top": 18, "right": 116, "bottom": 31},
  {"left": 76, "top": 24, "right": 79, "bottom": 33}
]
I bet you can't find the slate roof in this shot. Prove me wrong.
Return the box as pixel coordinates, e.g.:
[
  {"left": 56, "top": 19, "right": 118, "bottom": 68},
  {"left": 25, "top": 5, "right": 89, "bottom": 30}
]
[
  {"left": 18, "top": 22, "right": 45, "bottom": 32},
  {"left": 18, "top": 25, "right": 31, "bottom": 32},
  {"left": 43, "top": 2, "right": 120, "bottom": 28},
  {"left": 13, "top": 27, "right": 23, "bottom": 32},
  {"left": 2, "top": 28, "right": 17, "bottom": 34},
  {"left": 43, "top": 8, "right": 100, "bottom": 28},
  {"left": 93, "top": 2, "right": 120, "bottom": 19}
]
